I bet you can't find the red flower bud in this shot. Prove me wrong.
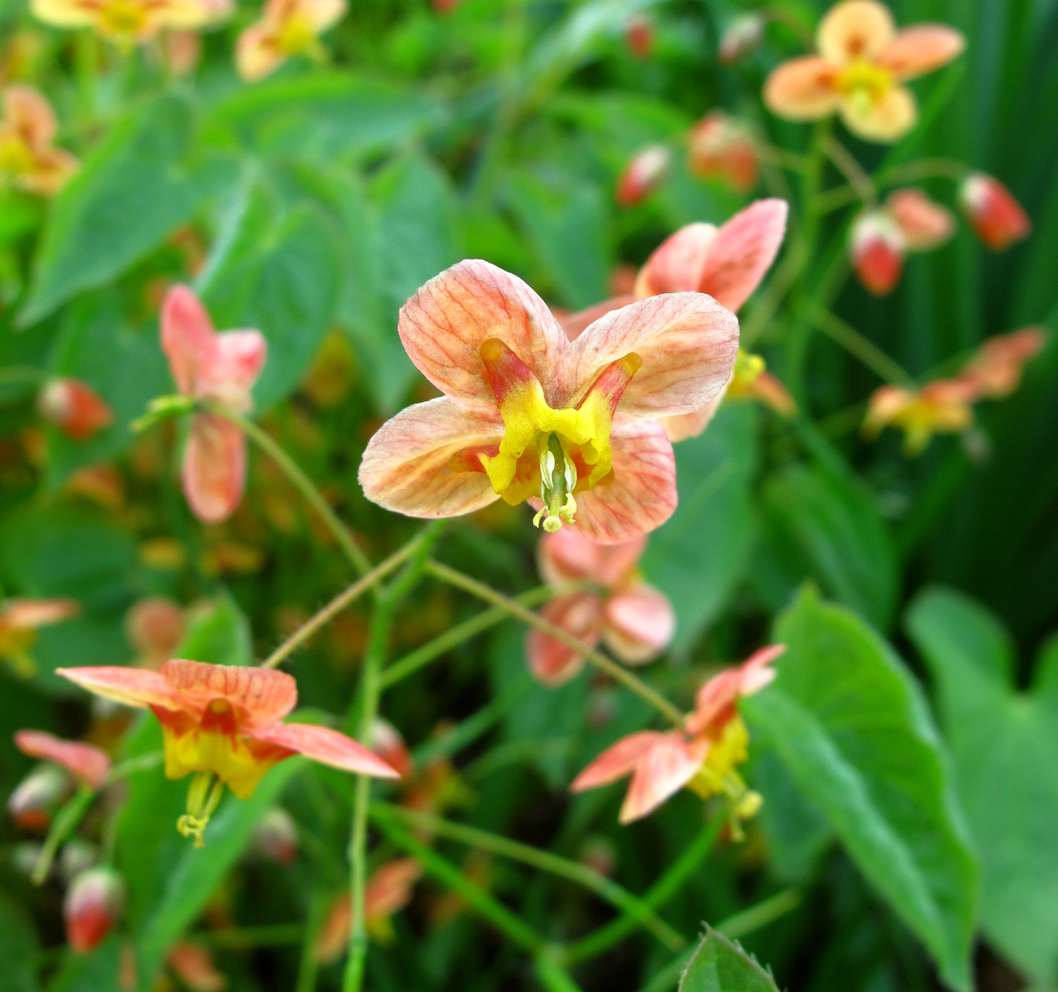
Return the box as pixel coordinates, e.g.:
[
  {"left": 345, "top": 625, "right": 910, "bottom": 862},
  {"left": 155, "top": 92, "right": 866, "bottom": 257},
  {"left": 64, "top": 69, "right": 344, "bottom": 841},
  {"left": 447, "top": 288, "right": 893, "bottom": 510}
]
[
  {"left": 38, "top": 378, "right": 113, "bottom": 440},
  {"left": 369, "top": 718, "right": 414, "bottom": 780},
  {"left": 687, "top": 112, "right": 758, "bottom": 192},
  {"left": 851, "top": 210, "right": 905, "bottom": 295},
  {"left": 252, "top": 806, "right": 299, "bottom": 864},
  {"left": 65, "top": 867, "right": 125, "bottom": 954},
  {"left": 719, "top": 12, "right": 765, "bottom": 64},
  {"left": 7, "top": 764, "right": 71, "bottom": 832},
  {"left": 615, "top": 146, "right": 671, "bottom": 207},
  {"left": 959, "top": 173, "right": 1030, "bottom": 251},
  {"left": 625, "top": 14, "right": 654, "bottom": 59}
]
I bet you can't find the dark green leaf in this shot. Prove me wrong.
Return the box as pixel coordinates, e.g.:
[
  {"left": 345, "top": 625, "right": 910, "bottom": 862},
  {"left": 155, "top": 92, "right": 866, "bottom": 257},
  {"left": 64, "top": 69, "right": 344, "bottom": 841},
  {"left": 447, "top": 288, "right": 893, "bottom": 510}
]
[
  {"left": 678, "top": 928, "right": 779, "bottom": 992},
  {"left": 0, "top": 891, "right": 39, "bottom": 992},
  {"left": 46, "top": 938, "right": 120, "bottom": 992}
]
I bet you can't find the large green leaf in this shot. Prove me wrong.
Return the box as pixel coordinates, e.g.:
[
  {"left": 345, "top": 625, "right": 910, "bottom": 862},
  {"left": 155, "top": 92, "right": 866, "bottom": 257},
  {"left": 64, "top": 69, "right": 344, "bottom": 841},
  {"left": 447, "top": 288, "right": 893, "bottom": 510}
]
[
  {"left": 742, "top": 588, "right": 977, "bottom": 991},
  {"left": 907, "top": 586, "right": 1058, "bottom": 985},
  {"left": 46, "top": 939, "right": 120, "bottom": 992},
  {"left": 678, "top": 928, "right": 779, "bottom": 992},
  {"left": 0, "top": 891, "right": 39, "bottom": 992}
]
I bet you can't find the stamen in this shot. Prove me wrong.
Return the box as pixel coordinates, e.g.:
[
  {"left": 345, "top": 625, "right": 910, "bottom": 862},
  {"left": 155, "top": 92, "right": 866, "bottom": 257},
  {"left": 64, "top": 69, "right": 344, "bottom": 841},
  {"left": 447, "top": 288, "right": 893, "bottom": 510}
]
[
  {"left": 534, "top": 433, "right": 579, "bottom": 533},
  {"left": 177, "top": 771, "right": 225, "bottom": 848}
]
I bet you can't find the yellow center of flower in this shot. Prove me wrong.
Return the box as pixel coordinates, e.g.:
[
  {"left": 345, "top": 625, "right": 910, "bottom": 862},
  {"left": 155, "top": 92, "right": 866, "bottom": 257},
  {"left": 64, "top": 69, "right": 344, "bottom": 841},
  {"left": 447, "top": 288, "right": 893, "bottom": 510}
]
[
  {"left": 473, "top": 338, "right": 641, "bottom": 533},
  {"left": 723, "top": 350, "right": 766, "bottom": 401},
  {"left": 0, "top": 134, "right": 35, "bottom": 178},
  {"left": 97, "top": 0, "right": 150, "bottom": 38},
  {"left": 685, "top": 716, "right": 762, "bottom": 839},
  {"left": 835, "top": 58, "right": 893, "bottom": 113},
  {"left": 277, "top": 13, "right": 320, "bottom": 55},
  {"left": 892, "top": 396, "right": 972, "bottom": 454}
]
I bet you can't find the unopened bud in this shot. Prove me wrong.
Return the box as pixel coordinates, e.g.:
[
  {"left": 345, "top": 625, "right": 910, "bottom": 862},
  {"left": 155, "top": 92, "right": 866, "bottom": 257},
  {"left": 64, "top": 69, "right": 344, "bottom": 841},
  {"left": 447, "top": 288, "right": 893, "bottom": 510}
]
[
  {"left": 688, "top": 112, "right": 758, "bottom": 192},
  {"left": 959, "top": 173, "right": 1031, "bottom": 251},
  {"left": 252, "top": 806, "right": 299, "bottom": 864},
  {"left": 886, "top": 188, "right": 954, "bottom": 251},
  {"left": 65, "top": 867, "right": 125, "bottom": 954},
  {"left": 625, "top": 14, "right": 654, "bottom": 59},
  {"left": 167, "top": 942, "right": 227, "bottom": 992},
  {"left": 615, "top": 145, "right": 671, "bottom": 207},
  {"left": 7, "top": 764, "right": 71, "bottom": 832},
  {"left": 851, "top": 210, "right": 905, "bottom": 295},
  {"left": 719, "top": 12, "right": 765, "bottom": 64},
  {"left": 38, "top": 378, "right": 113, "bottom": 441}
]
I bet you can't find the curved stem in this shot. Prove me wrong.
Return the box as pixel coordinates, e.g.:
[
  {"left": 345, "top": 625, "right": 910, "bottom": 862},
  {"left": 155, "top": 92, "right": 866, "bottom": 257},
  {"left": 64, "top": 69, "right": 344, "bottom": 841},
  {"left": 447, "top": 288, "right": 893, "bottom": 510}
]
[
  {"left": 424, "top": 560, "right": 685, "bottom": 727},
  {"left": 715, "top": 887, "right": 801, "bottom": 940},
  {"left": 823, "top": 135, "right": 876, "bottom": 207},
  {"left": 811, "top": 309, "right": 917, "bottom": 388},
  {"left": 31, "top": 785, "right": 95, "bottom": 884}
]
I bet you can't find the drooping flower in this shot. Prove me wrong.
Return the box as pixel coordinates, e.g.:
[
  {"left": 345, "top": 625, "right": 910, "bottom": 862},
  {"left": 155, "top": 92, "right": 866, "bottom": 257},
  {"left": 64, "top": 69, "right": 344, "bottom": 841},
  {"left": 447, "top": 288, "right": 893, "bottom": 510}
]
[
  {"left": 862, "top": 378, "right": 975, "bottom": 454},
  {"left": 0, "top": 85, "right": 77, "bottom": 195},
  {"left": 687, "top": 112, "right": 759, "bottom": 192},
  {"left": 764, "top": 0, "right": 964, "bottom": 143},
  {"left": 959, "top": 173, "right": 1031, "bottom": 251},
  {"left": 159, "top": 285, "right": 267, "bottom": 524},
  {"left": 14, "top": 729, "right": 111, "bottom": 788},
  {"left": 615, "top": 145, "right": 671, "bottom": 207},
  {"left": 65, "top": 866, "right": 124, "bottom": 953},
  {"left": 235, "top": 0, "right": 346, "bottom": 82},
  {"left": 960, "top": 328, "right": 1046, "bottom": 400},
  {"left": 0, "top": 597, "right": 79, "bottom": 677},
  {"left": 38, "top": 377, "right": 114, "bottom": 440},
  {"left": 527, "top": 528, "right": 675, "bottom": 686},
  {"left": 885, "top": 187, "right": 954, "bottom": 251},
  {"left": 571, "top": 645, "right": 783, "bottom": 826},
  {"left": 719, "top": 12, "right": 765, "bottom": 65},
  {"left": 58, "top": 660, "right": 400, "bottom": 846},
  {"left": 31, "top": 0, "right": 225, "bottom": 46},
  {"left": 358, "top": 259, "right": 739, "bottom": 544},
  {"left": 850, "top": 209, "right": 904, "bottom": 295}
]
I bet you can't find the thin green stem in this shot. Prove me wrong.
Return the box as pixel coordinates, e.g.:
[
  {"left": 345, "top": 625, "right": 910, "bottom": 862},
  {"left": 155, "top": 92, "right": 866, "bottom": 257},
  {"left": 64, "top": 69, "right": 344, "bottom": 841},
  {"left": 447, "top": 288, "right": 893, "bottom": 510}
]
[
  {"left": 823, "top": 135, "right": 876, "bottom": 207},
  {"left": 715, "top": 887, "right": 801, "bottom": 940},
  {"left": 32, "top": 785, "right": 95, "bottom": 885},
  {"left": 372, "top": 803, "right": 685, "bottom": 952},
  {"left": 739, "top": 237, "right": 808, "bottom": 348},
  {"left": 754, "top": 144, "right": 811, "bottom": 173},
  {"left": 639, "top": 949, "right": 694, "bottom": 992},
  {"left": 197, "top": 924, "right": 304, "bottom": 949},
  {"left": 295, "top": 889, "right": 330, "bottom": 992},
  {"left": 811, "top": 309, "right": 918, "bottom": 388},
  {"left": 424, "top": 560, "right": 685, "bottom": 727}
]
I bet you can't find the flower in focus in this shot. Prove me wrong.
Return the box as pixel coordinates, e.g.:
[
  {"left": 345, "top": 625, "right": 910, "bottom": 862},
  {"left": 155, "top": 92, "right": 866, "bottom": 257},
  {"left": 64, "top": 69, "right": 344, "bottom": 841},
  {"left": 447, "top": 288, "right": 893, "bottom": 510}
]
[
  {"left": 0, "top": 85, "right": 77, "bottom": 195},
  {"left": 236, "top": 0, "right": 346, "bottom": 81},
  {"left": 252, "top": 806, "right": 299, "bottom": 864},
  {"left": 358, "top": 260, "right": 739, "bottom": 543},
  {"left": 863, "top": 378, "right": 975, "bottom": 454},
  {"left": 58, "top": 660, "right": 400, "bottom": 846},
  {"left": 625, "top": 14, "right": 654, "bottom": 59},
  {"left": 159, "top": 285, "right": 267, "bottom": 524},
  {"left": 65, "top": 866, "right": 125, "bottom": 953},
  {"left": 615, "top": 145, "right": 671, "bottom": 207},
  {"left": 959, "top": 173, "right": 1031, "bottom": 251},
  {"left": 886, "top": 188, "right": 955, "bottom": 250},
  {"left": 14, "top": 729, "right": 111, "bottom": 787},
  {"left": 687, "top": 112, "right": 758, "bottom": 192},
  {"left": 527, "top": 528, "right": 675, "bottom": 686},
  {"left": 850, "top": 209, "right": 904, "bottom": 295},
  {"left": 0, "top": 597, "right": 79, "bottom": 676},
  {"left": 719, "top": 12, "right": 765, "bottom": 64},
  {"left": 167, "top": 943, "right": 227, "bottom": 992},
  {"left": 125, "top": 597, "right": 186, "bottom": 670},
  {"left": 38, "top": 377, "right": 114, "bottom": 440},
  {"left": 31, "top": 0, "right": 225, "bottom": 46},
  {"left": 961, "top": 328, "right": 1046, "bottom": 399},
  {"left": 764, "top": 0, "right": 964, "bottom": 142},
  {"left": 571, "top": 646, "right": 783, "bottom": 826}
]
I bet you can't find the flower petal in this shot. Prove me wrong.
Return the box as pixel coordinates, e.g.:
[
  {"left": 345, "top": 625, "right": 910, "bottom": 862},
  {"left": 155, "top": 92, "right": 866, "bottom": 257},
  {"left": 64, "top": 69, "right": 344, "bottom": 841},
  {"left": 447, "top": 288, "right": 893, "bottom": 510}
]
[
  {"left": 56, "top": 665, "right": 184, "bottom": 711},
  {"left": 4, "top": 85, "right": 57, "bottom": 149},
  {"left": 358, "top": 397, "right": 503, "bottom": 519},
  {"left": 537, "top": 529, "right": 645, "bottom": 587},
  {"left": 634, "top": 224, "right": 718, "bottom": 297},
  {"left": 525, "top": 592, "right": 604, "bottom": 686},
  {"left": 619, "top": 734, "right": 708, "bottom": 823},
  {"left": 29, "top": 0, "right": 97, "bottom": 28},
  {"left": 182, "top": 413, "right": 247, "bottom": 524},
  {"left": 602, "top": 582, "right": 676, "bottom": 665},
  {"left": 817, "top": 0, "right": 895, "bottom": 64},
  {"left": 236, "top": 24, "right": 285, "bottom": 81},
  {"left": 398, "top": 260, "right": 570, "bottom": 409},
  {"left": 299, "top": 0, "right": 346, "bottom": 30},
  {"left": 2, "top": 598, "right": 79, "bottom": 630},
  {"left": 840, "top": 84, "right": 917, "bottom": 143},
  {"left": 687, "top": 644, "right": 785, "bottom": 735},
  {"left": 564, "top": 293, "right": 738, "bottom": 419},
  {"left": 14, "top": 730, "right": 111, "bottom": 788},
  {"left": 558, "top": 296, "right": 635, "bottom": 342},
  {"left": 657, "top": 390, "right": 725, "bottom": 442},
  {"left": 159, "top": 659, "right": 297, "bottom": 730},
  {"left": 879, "top": 25, "right": 965, "bottom": 80},
  {"left": 250, "top": 722, "right": 400, "bottom": 779},
  {"left": 204, "top": 330, "right": 267, "bottom": 400},
  {"left": 161, "top": 285, "right": 218, "bottom": 397},
  {"left": 764, "top": 57, "right": 842, "bottom": 120},
  {"left": 570, "top": 730, "right": 672, "bottom": 791},
  {"left": 886, "top": 188, "right": 955, "bottom": 251}
]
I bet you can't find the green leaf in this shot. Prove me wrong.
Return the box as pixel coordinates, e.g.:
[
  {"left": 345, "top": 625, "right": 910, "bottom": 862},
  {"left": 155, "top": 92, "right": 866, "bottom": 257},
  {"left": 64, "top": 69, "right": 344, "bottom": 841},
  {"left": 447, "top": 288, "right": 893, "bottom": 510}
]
[
  {"left": 177, "top": 595, "right": 253, "bottom": 668},
  {"left": 21, "top": 95, "right": 201, "bottom": 325},
  {"left": 907, "top": 587, "right": 1058, "bottom": 985},
  {"left": 0, "top": 891, "right": 40, "bottom": 992},
  {"left": 743, "top": 588, "right": 977, "bottom": 990},
  {"left": 46, "top": 938, "right": 120, "bottom": 992},
  {"left": 678, "top": 928, "right": 779, "bottom": 992},
  {"left": 641, "top": 405, "right": 757, "bottom": 655}
]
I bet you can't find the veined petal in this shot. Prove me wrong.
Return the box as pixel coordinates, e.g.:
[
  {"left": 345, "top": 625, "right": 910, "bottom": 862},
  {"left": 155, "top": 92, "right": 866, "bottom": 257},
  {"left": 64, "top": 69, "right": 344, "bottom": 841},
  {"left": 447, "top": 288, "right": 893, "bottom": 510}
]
[
  {"left": 559, "top": 296, "right": 635, "bottom": 343},
  {"left": 201, "top": 330, "right": 267, "bottom": 407},
  {"left": 30, "top": 0, "right": 97, "bottom": 28},
  {"left": 236, "top": 24, "right": 285, "bottom": 81},
  {"left": 634, "top": 224, "right": 718, "bottom": 297},
  {"left": 537, "top": 528, "right": 645, "bottom": 587},
  {"left": 182, "top": 413, "right": 247, "bottom": 524},
  {"left": 161, "top": 285, "right": 218, "bottom": 397},
  {"left": 525, "top": 592, "right": 604, "bottom": 686},
  {"left": 358, "top": 397, "right": 503, "bottom": 519},
  {"left": 570, "top": 730, "right": 671, "bottom": 791},
  {"left": 398, "top": 260, "right": 569, "bottom": 410},
  {"left": 14, "top": 730, "right": 111, "bottom": 788},
  {"left": 841, "top": 84, "right": 916, "bottom": 142},
  {"left": 658, "top": 390, "right": 725, "bottom": 442},
  {"left": 880, "top": 25, "right": 964, "bottom": 80},
  {"left": 817, "top": 0, "right": 895, "bottom": 64},
  {"left": 4, "top": 86, "right": 57, "bottom": 149},
  {"left": 564, "top": 294, "right": 738, "bottom": 419},
  {"left": 250, "top": 723, "right": 400, "bottom": 779},
  {"left": 619, "top": 733, "right": 708, "bottom": 823},
  {"left": 764, "top": 57, "right": 843, "bottom": 120},
  {"left": 56, "top": 665, "right": 184, "bottom": 711},
  {"left": 602, "top": 582, "right": 676, "bottom": 665},
  {"left": 159, "top": 659, "right": 297, "bottom": 730}
]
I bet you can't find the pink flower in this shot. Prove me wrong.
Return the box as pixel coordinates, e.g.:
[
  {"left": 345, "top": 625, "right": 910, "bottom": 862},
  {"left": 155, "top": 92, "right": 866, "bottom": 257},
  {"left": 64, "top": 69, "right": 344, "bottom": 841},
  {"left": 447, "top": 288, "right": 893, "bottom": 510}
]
[
  {"left": 37, "top": 377, "right": 114, "bottom": 440},
  {"left": 65, "top": 867, "right": 124, "bottom": 954},
  {"left": 961, "top": 327, "right": 1045, "bottom": 399},
  {"left": 14, "top": 729, "right": 111, "bottom": 788},
  {"left": 959, "top": 173, "right": 1031, "bottom": 251},
  {"left": 571, "top": 645, "right": 783, "bottom": 824},
  {"left": 527, "top": 529, "right": 675, "bottom": 686},
  {"left": 687, "top": 112, "right": 759, "bottom": 192},
  {"left": 160, "top": 285, "right": 267, "bottom": 524},
  {"left": 358, "top": 260, "right": 738, "bottom": 544},
  {"left": 615, "top": 145, "right": 671, "bottom": 207}
]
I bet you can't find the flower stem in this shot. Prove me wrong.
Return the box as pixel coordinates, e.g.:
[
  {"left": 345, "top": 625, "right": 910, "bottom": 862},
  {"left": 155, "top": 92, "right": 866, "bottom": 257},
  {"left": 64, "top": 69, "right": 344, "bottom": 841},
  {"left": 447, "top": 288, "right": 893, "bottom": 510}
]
[
  {"left": 31, "top": 785, "right": 95, "bottom": 885},
  {"left": 823, "top": 135, "right": 876, "bottom": 207},
  {"left": 423, "top": 560, "right": 685, "bottom": 727},
  {"left": 715, "top": 887, "right": 801, "bottom": 940},
  {"left": 811, "top": 308, "right": 918, "bottom": 388}
]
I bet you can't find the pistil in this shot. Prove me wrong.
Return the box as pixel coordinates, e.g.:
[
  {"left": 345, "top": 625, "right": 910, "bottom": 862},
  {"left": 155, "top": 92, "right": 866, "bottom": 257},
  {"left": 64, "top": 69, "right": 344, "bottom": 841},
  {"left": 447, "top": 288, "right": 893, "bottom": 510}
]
[
  {"left": 177, "top": 770, "right": 225, "bottom": 847},
  {"left": 533, "top": 433, "right": 578, "bottom": 533}
]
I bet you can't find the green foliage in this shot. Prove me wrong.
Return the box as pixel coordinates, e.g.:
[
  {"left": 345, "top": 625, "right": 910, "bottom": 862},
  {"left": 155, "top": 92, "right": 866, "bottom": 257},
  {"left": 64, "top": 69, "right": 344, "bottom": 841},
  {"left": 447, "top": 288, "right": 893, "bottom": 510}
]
[
  {"left": 0, "top": 892, "right": 40, "bottom": 992},
  {"left": 678, "top": 928, "right": 779, "bottom": 992}
]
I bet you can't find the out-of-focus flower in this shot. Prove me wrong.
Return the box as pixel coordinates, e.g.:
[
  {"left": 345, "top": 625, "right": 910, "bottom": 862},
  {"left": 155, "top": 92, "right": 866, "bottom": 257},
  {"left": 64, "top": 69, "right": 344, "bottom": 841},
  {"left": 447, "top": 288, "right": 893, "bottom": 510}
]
[
  {"left": 432, "top": 0, "right": 461, "bottom": 12},
  {"left": 0, "top": 598, "right": 79, "bottom": 677},
  {"left": 65, "top": 866, "right": 125, "bottom": 953},
  {"left": 38, "top": 377, "right": 114, "bottom": 440},
  {"left": 850, "top": 209, "right": 905, "bottom": 295},
  {"left": 0, "top": 85, "right": 77, "bottom": 195},
  {"left": 358, "top": 260, "right": 738, "bottom": 544},
  {"left": 959, "top": 173, "right": 1031, "bottom": 251},
  {"left": 58, "top": 660, "right": 400, "bottom": 846},
  {"left": 139, "top": 537, "right": 188, "bottom": 571},
  {"left": 688, "top": 111, "right": 759, "bottom": 192},
  {"left": 625, "top": 14, "right": 654, "bottom": 59},
  {"left": 163, "top": 29, "right": 202, "bottom": 75},
  {"left": 7, "top": 764, "right": 70, "bottom": 831},
  {"left": 32, "top": 0, "right": 225, "bottom": 46},
  {"left": 527, "top": 529, "right": 674, "bottom": 686},
  {"left": 719, "top": 12, "right": 765, "bottom": 64},
  {"left": 0, "top": 31, "right": 46, "bottom": 83},
  {"left": 252, "top": 806, "right": 298, "bottom": 864},
  {"left": 571, "top": 646, "right": 783, "bottom": 825},
  {"left": 14, "top": 729, "right": 111, "bottom": 787},
  {"left": 59, "top": 838, "right": 98, "bottom": 883},
  {"left": 724, "top": 351, "right": 796, "bottom": 417},
  {"left": 159, "top": 285, "right": 267, "bottom": 524},
  {"left": 615, "top": 145, "right": 671, "bottom": 207},
  {"left": 167, "top": 942, "right": 227, "bottom": 992},
  {"left": 201, "top": 540, "right": 265, "bottom": 576},
  {"left": 64, "top": 465, "right": 125, "bottom": 508},
  {"left": 764, "top": 0, "right": 964, "bottom": 142},
  {"left": 236, "top": 0, "right": 346, "bottom": 81},
  {"left": 370, "top": 718, "right": 414, "bottom": 780},
  {"left": 125, "top": 597, "right": 186, "bottom": 670},
  {"left": 863, "top": 378, "right": 975, "bottom": 453},
  {"left": 961, "top": 327, "right": 1046, "bottom": 399},
  {"left": 886, "top": 187, "right": 954, "bottom": 250}
]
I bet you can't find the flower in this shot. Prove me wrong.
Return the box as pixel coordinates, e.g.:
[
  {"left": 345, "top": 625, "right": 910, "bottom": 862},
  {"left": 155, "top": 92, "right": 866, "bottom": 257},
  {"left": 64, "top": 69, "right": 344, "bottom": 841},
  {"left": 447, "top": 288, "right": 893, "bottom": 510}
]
[
  {"left": 687, "top": 112, "right": 759, "bottom": 192},
  {"left": 850, "top": 209, "right": 904, "bottom": 295},
  {"left": 719, "top": 12, "right": 765, "bottom": 65},
  {"left": 7, "top": 764, "right": 70, "bottom": 831},
  {"left": 236, "top": 0, "right": 346, "bottom": 81},
  {"left": 959, "top": 173, "right": 1031, "bottom": 251},
  {"left": 358, "top": 259, "right": 739, "bottom": 544},
  {"left": 167, "top": 943, "right": 227, "bottom": 992},
  {"left": 125, "top": 596, "right": 186, "bottom": 670},
  {"left": 31, "top": 0, "right": 225, "bottom": 46},
  {"left": 615, "top": 145, "right": 671, "bottom": 207},
  {"left": 65, "top": 866, "right": 124, "bottom": 953},
  {"left": 961, "top": 327, "right": 1045, "bottom": 399},
  {"left": 0, "top": 597, "right": 79, "bottom": 676},
  {"left": 38, "top": 377, "right": 114, "bottom": 440},
  {"left": 527, "top": 529, "right": 675, "bottom": 685},
  {"left": 57, "top": 660, "right": 400, "bottom": 846},
  {"left": 571, "top": 645, "right": 783, "bottom": 825},
  {"left": 763, "top": 0, "right": 964, "bottom": 142},
  {"left": 723, "top": 351, "right": 796, "bottom": 418},
  {"left": 0, "top": 85, "right": 77, "bottom": 195},
  {"left": 885, "top": 187, "right": 955, "bottom": 251},
  {"left": 863, "top": 378, "right": 975, "bottom": 454},
  {"left": 14, "top": 729, "right": 111, "bottom": 788},
  {"left": 625, "top": 14, "right": 654, "bottom": 59},
  {"left": 160, "top": 285, "right": 267, "bottom": 524}
]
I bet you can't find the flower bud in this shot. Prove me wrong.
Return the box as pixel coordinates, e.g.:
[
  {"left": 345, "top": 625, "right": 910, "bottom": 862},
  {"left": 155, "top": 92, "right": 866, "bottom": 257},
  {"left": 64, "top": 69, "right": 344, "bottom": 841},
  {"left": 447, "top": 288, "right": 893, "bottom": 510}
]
[
  {"left": 163, "top": 30, "right": 202, "bottom": 76},
  {"left": 252, "top": 806, "right": 299, "bottom": 864},
  {"left": 369, "top": 718, "right": 414, "bottom": 780},
  {"left": 687, "top": 112, "right": 758, "bottom": 192},
  {"left": 886, "top": 188, "right": 954, "bottom": 251},
  {"left": 37, "top": 378, "right": 113, "bottom": 441},
  {"left": 625, "top": 14, "right": 654, "bottom": 59},
  {"left": 851, "top": 210, "right": 905, "bottom": 295},
  {"left": 7, "top": 764, "right": 71, "bottom": 832},
  {"left": 959, "top": 173, "right": 1030, "bottom": 251},
  {"left": 167, "top": 942, "right": 227, "bottom": 992},
  {"left": 65, "top": 867, "right": 125, "bottom": 954},
  {"left": 719, "top": 12, "right": 765, "bottom": 64},
  {"left": 615, "top": 145, "right": 671, "bottom": 207}
]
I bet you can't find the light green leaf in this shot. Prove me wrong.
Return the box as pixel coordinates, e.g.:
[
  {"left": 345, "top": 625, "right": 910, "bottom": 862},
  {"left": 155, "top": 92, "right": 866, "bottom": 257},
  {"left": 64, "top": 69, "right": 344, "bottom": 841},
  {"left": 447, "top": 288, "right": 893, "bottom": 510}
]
[
  {"left": 678, "top": 928, "right": 779, "bottom": 992},
  {"left": 743, "top": 588, "right": 977, "bottom": 990}
]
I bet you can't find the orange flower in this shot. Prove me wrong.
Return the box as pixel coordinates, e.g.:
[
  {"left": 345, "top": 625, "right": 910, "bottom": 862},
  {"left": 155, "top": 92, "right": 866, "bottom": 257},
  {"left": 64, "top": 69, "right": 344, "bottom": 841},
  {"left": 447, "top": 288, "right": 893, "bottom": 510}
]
[
  {"left": 959, "top": 173, "right": 1031, "bottom": 251},
  {"left": 961, "top": 327, "right": 1046, "bottom": 399},
  {"left": 764, "top": 0, "right": 964, "bottom": 142},
  {"left": 687, "top": 112, "right": 758, "bottom": 192},
  {"left": 31, "top": 0, "right": 226, "bottom": 46},
  {"left": 615, "top": 145, "right": 671, "bottom": 207},
  {"left": 58, "top": 660, "right": 399, "bottom": 845},
  {"left": 863, "top": 378, "right": 975, "bottom": 453},
  {"left": 571, "top": 646, "right": 783, "bottom": 825},
  {"left": 14, "top": 729, "right": 111, "bottom": 788},
  {"left": 38, "top": 377, "right": 114, "bottom": 440},
  {"left": 0, "top": 85, "right": 77, "bottom": 195},
  {"left": 235, "top": 0, "right": 346, "bottom": 81},
  {"left": 0, "top": 597, "right": 79, "bottom": 676}
]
